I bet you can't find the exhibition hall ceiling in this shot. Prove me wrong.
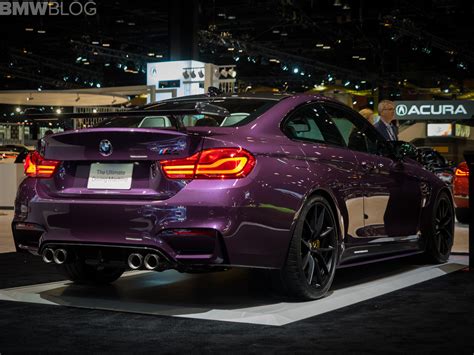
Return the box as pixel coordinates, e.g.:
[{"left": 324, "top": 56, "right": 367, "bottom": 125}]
[{"left": 0, "top": 0, "right": 473, "bottom": 97}]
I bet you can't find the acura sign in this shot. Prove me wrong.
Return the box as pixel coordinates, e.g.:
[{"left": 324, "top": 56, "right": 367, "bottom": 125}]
[{"left": 394, "top": 100, "right": 474, "bottom": 120}]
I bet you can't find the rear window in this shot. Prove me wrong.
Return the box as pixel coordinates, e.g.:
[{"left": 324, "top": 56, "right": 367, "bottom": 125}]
[{"left": 96, "top": 98, "right": 279, "bottom": 128}]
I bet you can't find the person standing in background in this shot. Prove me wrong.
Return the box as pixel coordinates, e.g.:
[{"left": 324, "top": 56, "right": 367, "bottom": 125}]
[{"left": 374, "top": 100, "right": 398, "bottom": 141}]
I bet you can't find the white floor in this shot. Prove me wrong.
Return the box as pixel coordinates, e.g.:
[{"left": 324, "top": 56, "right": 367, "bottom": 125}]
[{"left": 0, "top": 255, "right": 468, "bottom": 326}]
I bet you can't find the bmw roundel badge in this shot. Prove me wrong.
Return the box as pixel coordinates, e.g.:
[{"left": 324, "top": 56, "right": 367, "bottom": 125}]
[{"left": 99, "top": 139, "right": 113, "bottom": 156}]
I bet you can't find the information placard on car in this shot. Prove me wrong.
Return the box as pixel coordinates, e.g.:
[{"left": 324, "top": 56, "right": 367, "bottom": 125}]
[{"left": 87, "top": 163, "right": 133, "bottom": 190}]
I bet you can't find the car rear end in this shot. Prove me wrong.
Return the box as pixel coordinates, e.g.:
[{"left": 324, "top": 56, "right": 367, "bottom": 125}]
[
  {"left": 453, "top": 161, "right": 469, "bottom": 223},
  {"left": 12, "top": 97, "right": 294, "bottom": 271}
]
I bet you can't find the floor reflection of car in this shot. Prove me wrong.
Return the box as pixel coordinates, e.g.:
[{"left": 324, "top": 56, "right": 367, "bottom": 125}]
[
  {"left": 12, "top": 94, "right": 455, "bottom": 300},
  {"left": 453, "top": 161, "right": 469, "bottom": 223},
  {"left": 416, "top": 147, "right": 455, "bottom": 186}
]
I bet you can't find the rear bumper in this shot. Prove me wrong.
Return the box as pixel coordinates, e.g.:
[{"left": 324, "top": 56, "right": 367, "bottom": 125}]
[
  {"left": 13, "top": 178, "right": 297, "bottom": 269},
  {"left": 453, "top": 194, "right": 469, "bottom": 209}
]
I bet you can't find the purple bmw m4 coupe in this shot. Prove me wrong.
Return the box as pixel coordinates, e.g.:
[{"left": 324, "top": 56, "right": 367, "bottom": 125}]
[{"left": 12, "top": 93, "right": 454, "bottom": 300}]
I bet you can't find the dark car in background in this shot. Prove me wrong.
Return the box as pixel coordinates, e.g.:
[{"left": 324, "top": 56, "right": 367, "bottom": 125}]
[
  {"left": 416, "top": 147, "right": 456, "bottom": 186},
  {"left": 12, "top": 94, "right": 455, "bottom": 300}
]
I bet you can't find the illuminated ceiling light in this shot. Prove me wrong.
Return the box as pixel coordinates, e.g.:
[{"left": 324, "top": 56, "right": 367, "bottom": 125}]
[
  {"left": 217, "top": 13, "right": 226, "bottom": 17},
  {"left": 15, "top": 107, "right": 21, "bottom": 113},
  {"left": 83, "top": 61, "right": 90, "bottom": 65},
  {"left": 81, "top": 58, "right": 87, "bottom": 62},
  {"left": 227, "top": 15, "right": 236, "bottom": 20},
  {"left": 323, "top": 46, "right": 331, "bottom": 49},
  {"left": 361, "top": 80, "right": 367, "bottom": 83},
  {"left": 93, "top": 51, "right": 98, "bottom": 55},
  {"left": 147, "top": 52, "right": 155, "bottom": 56},
  {"left": 293, "top": 67, "right": 299, "bottom": 74},
  {"left": 56, "top": 108, "right": 62, "bottom": 114},
  {"left": 353, "top": 100, "right": 357, "bottom": 105},
  {"left": 96, "top": 83, "right": 101, "bottom": 88},
  {"left": 104, "top": 63, "right": 110, "bottom": 67},
  {"left": 355, "top": 85, "right": 360, "bottom": 89},
  {"left": 92, "top": 109, "right": 98, "bottom": 113},
  {"left": 37, "top": 30, "right": 46, "bottom": 34},
  {"left": 343, "top": 4, "right": 351, "bottom": 10},
  {"left": 124, "top": 62, "right": 138, "bottom": 73},
  {"left": 352, "top": 55, "right": 360, "bottom": 59},
  {"left": 227, "top": 47, "right": 235, "bottom": 51},
  {"left": 128, "top": 22, "right": 135, "bottom": 26},
  {"left": 182, "top": 70, "right": 190, "bottom": 79},
  {"left": 25, "top": 28, "right": 34, "bottom": 31},
  {"left": 272, "top": 29, "right": 280, "bottom": 34},
  {"left": 116, "top": 19, "right": 124, "bottom": 23},
  {"left": 333, "top": 0, "right": 342, "bottom": 6},
  {"left": 238, "top": 49, "right": 243, "bottom": 53},
  {"left": 281, "top": 32, "right": 288, "bottom": 36},
  {"left": 316, "top": 43, "right": 324, "bottom": 47},
  {"left": 92, "top": 41, "right": 99, "bottom": 45},
  {"left": 359, "top": 57, "right": 366, "bottom": 61},
  {"left": 26, "top": 93, "right": 34, "bottom": 101},
  {"left": 344, "top": 81, "right": 351, "bottom": 87},
  {"left": 102, "top": 43, "right": 110, "bottom": 47},
  {"left": 220, "top": 68, "right": 229, "bottom": 78},
  {"left": 155, "top": 54, "right": 163, "bottom": 58}
]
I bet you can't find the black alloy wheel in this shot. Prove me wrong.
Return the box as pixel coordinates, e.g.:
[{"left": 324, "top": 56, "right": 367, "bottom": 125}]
[
  {"left": 280, "top": 195, "right": 339, "bottom": 300},
  {"left": 425, "top": 192, "right": 454, "bottom": 263}
]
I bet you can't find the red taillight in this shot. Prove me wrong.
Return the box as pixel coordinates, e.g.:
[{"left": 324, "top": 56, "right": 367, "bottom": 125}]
[
  {"left": 24, "top": 151, "right": 61, "bottom": 178},
  {"left": 455, "top": 162, "right": 469, "bottom": 177},
  {"left": 160, "top": 148, "right": 255, "bottom": 179}
]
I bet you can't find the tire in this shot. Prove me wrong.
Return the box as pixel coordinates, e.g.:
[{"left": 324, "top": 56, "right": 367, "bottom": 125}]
[
  {"left": 455, "top": 208, "right": 469, "bottom": 224},
  {"left": 423, "top": 191, "right": 455, "bottom": 263},
  {"left": 278, "top": 195, "right": 339, "bottom": 300},
  {"left": 57, "top": 260, "right": 125, "bottom": 285}
]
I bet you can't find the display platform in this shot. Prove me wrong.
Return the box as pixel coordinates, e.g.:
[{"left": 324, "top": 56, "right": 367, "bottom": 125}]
[{"left": 0, "top": 255, "right": 467, "bottom": 326}]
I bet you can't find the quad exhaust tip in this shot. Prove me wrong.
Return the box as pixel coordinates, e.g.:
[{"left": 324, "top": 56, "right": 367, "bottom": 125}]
[
  {"left": 53, "top": 249, "right": 67, "bottom": 265},
  {"left": 127, "top": 253, "right": 144, "bottom": 270},
  {"left": 42, "top": 248, "right": 68, "bottom": 264},
  {"left": 42, "top": 248, "right": 54, "bottom": 264},
  {"left": 144, "top": 254, "right": 160, "bottom": 270}
]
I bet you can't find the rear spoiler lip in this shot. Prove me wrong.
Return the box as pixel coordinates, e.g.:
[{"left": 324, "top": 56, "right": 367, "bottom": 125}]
[
  {"left": 47, "top": 127, "right": 190, "bottom": 137},
  {"left": 21, "top": 109, "right": 209, "bottom": 121}
]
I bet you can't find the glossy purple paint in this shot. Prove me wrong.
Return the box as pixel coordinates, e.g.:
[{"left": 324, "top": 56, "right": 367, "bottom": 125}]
[{"left": 12, "top": 94, "right": 449, "bottom": 270}]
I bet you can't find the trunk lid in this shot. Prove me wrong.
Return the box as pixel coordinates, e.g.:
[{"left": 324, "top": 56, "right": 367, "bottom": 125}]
[{"left": 37, "top": 128, "right": 203, "bottom": 200}]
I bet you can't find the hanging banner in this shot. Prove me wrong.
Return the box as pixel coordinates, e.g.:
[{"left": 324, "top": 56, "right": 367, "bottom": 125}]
[{"left": 394, "top": 100, "right": 474, "bottom": 120}]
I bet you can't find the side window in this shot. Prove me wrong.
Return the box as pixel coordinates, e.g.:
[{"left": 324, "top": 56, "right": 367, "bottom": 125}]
[
  {"left": 321, "top": 104, "right": 382, "bottom": 154},
  {"left": 283, "top": 105, "right": 345, "bottom": 146},
  {"left": 139, "top": 116, "right": 172, "bottom": 128}
]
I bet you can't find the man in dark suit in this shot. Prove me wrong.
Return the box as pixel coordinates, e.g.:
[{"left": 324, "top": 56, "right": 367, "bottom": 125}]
[{"left": 374, "top": 100, "right": 398, "bottom": 141}]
